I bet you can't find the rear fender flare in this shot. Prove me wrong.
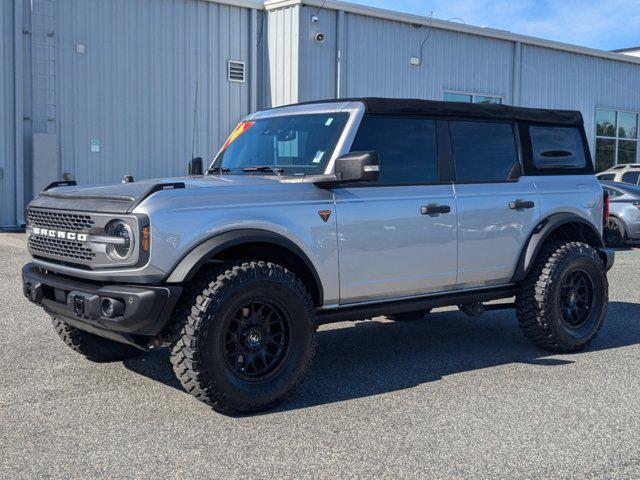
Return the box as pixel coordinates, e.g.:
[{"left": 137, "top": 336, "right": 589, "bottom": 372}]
[{"left": 511, "top": 213, "right": 604, "bottom": 283}]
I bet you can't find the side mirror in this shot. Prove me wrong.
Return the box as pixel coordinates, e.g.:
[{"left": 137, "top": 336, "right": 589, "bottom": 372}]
[
  {"left": 334, "top": 151, "right": 380, "bottom": 183},
  {"left": 189, "top": 157, "right": 204, "bottom": 176}
]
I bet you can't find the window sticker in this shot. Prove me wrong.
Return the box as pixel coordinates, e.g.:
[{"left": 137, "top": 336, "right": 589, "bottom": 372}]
[
  {"left": 313, "top": 151, "right": 325, "bottom": 164},
  {"left": 219, "top": 121, "right": 255, "bottom": 152},
  {"left": 325, "top": 117, "right": 334, "bottom": 126}
]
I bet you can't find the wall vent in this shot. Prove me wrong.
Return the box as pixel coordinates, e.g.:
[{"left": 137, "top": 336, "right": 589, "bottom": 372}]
[{"left": 227, "top": 61, "right": 246, "bottom": 83}]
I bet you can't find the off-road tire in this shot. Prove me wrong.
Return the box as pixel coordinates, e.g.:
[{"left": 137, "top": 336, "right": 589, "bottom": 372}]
[
  {"left": 52, "top": 316, "right": 143, "bottom": 362},
  {"left": 515, "top": 241, "right": 608, "bottom": 353},
  {"left": 387, "top": 309, "right": 431, "bottom": 322},
  {"left": 170, "top": 261, "right": 317, "bottom": 415},
  {"left": 604, "top": 217, "right": 626, "bottom": 247}
]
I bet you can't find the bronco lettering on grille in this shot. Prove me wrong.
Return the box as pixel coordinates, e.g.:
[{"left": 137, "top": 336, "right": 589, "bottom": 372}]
[{"left": 31, "top": 227, "right": 88, "bottom": 242}]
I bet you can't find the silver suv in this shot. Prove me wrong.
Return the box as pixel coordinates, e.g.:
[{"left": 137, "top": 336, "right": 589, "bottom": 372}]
[
  {"left": 596, "top": 164, "right": 640, "bottom": 185},
  {"left": 22, "top": 98, "right": 614, "bottom": 414}
]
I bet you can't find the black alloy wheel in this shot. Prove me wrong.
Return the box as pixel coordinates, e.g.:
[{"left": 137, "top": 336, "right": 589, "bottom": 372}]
[
  {"left": 559, "top": 270, "right": 594, "bottom": 329},
  {"left": 224, "top": 300, "right": 291, "bottom": 380}
]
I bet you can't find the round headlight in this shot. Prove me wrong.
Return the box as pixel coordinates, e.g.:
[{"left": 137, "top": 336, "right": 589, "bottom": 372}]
[{"left": 105, "top": 220, "right": 134, "bottom": 261}]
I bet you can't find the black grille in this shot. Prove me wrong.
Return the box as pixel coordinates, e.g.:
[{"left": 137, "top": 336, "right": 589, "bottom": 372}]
[
  {"left": 28, "top": 235, "right": 96, "bottom": 262},
  {"left": 27, "top": 208, "right": 94, "bottom": 232}
]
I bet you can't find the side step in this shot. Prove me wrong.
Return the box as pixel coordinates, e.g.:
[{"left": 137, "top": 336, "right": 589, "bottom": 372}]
[{"left": 316, "top": 286, "right": 517, "bottom": 325}]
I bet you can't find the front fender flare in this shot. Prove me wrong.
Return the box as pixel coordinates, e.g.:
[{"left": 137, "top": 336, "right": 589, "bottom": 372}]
[
  {"left": 164, "top": 229, "right": 324, "bottom": 301},
  {"left": 511, "top": 213, "right": 605, "bottom": 283}
]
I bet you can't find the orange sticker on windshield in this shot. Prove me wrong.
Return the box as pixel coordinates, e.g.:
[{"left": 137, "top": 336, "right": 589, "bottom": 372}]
[{"left": 220, "top": 121, "right": 255, "bottom": 152}]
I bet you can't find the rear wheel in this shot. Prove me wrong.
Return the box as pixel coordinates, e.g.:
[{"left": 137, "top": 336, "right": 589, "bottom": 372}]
[
  {"left": 387, "top": 309, "right": 431, "bottom": 322},
  {"left": 170, "top": 261, "right": 316, "bottom": 414},
  {"left": 52, "top": 316, "right": 143, "bottom": 362},
  {"left": 604, "top": 217, "right": 626, "bottom": 247},
  {"left": 515, "top": 241, "right": 607, "bottom": 352}
]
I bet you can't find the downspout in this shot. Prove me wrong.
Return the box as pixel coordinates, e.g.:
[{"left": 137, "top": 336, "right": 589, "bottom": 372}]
[
  {"left": 249, "top": 8, "right": 259, "bottom": 112},
  {"left": 335, "top": 9, "right": 346, "bottom": 99},
  {"left": 14, "top": 0, "right": 25, "bottom": 226},
  {"left": 512, "top": 41, "right": 522, "bottom": 107}
]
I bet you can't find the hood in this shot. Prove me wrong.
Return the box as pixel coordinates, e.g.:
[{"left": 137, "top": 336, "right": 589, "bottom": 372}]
[{"left": 28, "top": 175, "right": 280, "bottom": 214}]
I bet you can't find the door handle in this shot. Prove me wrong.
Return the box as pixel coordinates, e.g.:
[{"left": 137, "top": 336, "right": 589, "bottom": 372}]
[
  {"left": 509, "top": 199, "right": 535, "bottom": 210},
  {"left": 421, "top": 204, "right": 451, "bottom": 215}
]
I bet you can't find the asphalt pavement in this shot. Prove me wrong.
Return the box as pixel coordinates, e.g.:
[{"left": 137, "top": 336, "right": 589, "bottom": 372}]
[{"left": 2, "top": 232, "right": 640, "bottom": 479}]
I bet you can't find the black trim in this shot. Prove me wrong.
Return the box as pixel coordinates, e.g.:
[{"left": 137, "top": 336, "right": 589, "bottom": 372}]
[
  {"left": 511, "top": 213, "right": 606, "bottom": 283},
  {"left": 164, "top": 229, "right": 324, "bottom": 303},
  {"left": 126, "top": 182, "right": 186, "bottom": 213},
  {"left": 43, "top": 180, "right": 77, "bottom": 191},
  {"left": 22, "top": 263, "right": 182, "bottom": 339},
  {"left": 599, "top": 247, "right": 615, "bottom": 271},
  {"left": 316, "top": 285, "right": 517, "bottom": 324},
  {"left": 436, "top": 120, "right": 455, "bottom": 182},
  {"left": 281, "top": 97, "right": 584, "bottom": 125}
]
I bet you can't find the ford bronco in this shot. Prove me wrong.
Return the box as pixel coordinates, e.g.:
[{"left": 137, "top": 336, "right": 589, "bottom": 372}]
[{"left": 23, "top": 98, "right": 614, "bottom": 414}]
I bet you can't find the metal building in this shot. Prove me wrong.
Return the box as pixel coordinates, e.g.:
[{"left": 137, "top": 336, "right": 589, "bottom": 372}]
[{"left": 2, "top": 0, "right": 640, "bottom": 229}]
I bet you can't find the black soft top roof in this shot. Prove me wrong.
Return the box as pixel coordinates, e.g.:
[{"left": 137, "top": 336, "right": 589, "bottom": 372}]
[{"left": 291, "top": 97, "right": 584, "bottom": 126}]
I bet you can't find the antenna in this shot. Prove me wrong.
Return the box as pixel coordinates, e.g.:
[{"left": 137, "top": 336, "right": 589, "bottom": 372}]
[{"left": 191, "top": 80, "right": 199, "bottom": 161}]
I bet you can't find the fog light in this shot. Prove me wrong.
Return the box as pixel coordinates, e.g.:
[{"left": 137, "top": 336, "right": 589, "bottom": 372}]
[{"left": 101, "top": 298, "right": 125, "bottom": 318}]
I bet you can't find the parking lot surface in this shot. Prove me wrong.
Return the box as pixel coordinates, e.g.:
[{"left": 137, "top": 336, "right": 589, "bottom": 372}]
[{"left": 2, "top": 232, "right": 640, "bottom": 479}]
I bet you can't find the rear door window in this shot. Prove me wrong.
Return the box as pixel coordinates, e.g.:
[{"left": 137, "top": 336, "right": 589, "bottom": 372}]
[
  {"left": 621, "top": 171, "right": 640, "bottom": 185},
  {"left": 449, "top": 121, "right": 519, "bottom": 182},
  {"left": 529, "top": 126, "right": 587, "bottom": 169},
  {"left": 350, "top": 116, "right": 438, "bottom": 184}
]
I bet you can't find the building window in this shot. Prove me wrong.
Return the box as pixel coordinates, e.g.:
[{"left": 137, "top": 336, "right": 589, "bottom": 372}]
[
  {"left": 595, "top": 108, "right": 639, "bottom": 172},
  {"left": 443, "top": 91, "right": 502, "bottom": 104}
]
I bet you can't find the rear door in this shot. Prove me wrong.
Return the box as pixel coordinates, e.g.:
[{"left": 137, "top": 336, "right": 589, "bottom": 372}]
[
  {"left": 449, "top": 120, "right": 540, "bottom": 288},
  {"left": 334, "top": 116, "right": 458, "bottom": 304}
]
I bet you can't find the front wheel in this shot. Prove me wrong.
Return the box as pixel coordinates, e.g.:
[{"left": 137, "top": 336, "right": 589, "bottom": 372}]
[
  {"left": 52, "top": 317, "right": 143, "bottom": 362},
  {"left": 170, "top": 261, "right": 317, "bottom": 414},
  {"left": 515, "top": 241, "right": 608, "bottom": 353}
]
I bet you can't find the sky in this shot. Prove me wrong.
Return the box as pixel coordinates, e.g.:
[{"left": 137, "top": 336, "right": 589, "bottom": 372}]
[{"left": 349, "top": 0, "right": 640, "bottom": 51}]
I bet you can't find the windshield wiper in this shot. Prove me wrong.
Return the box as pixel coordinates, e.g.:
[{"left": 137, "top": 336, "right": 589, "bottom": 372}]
[
  {"left": 208, "top": 166, "right": 231, "bottom": 175},
  {"left": 242, "top": 166, "right": 284, "bottom": 176}
]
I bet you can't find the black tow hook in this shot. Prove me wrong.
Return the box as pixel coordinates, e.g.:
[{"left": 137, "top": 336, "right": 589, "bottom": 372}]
[{"left": 23, "top": 281, "right": 43, "bottom": 303}]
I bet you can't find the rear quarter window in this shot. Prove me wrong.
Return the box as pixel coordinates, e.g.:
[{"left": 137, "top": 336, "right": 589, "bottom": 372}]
[
  {"left": 520, "top": 122, "right": 594, "bottom": 176},
  {"left": 530, "top": 126, "right": 586, "bottom": 169}
]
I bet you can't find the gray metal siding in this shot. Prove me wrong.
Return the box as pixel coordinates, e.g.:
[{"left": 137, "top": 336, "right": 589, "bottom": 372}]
[
  {"left": 340, "top": 13, "right": 514, "bottom": 102},
  {"left": 1, "top": 0, "right": 19, "bottom": 229},
  {"left": 297, "top": 5, "right": 336, "bottom": 102},
  {"left": 55, "top": 0, "right": 254, "bottom": 186},
  {"left": 1, "top": 0, "right": 15, "bottom": 227},
  {"left": 261, "top": 5, "right": 299, "bottom": 107},
  {"left": 520, "top": 44, "right": 640, "bottom": 153}
]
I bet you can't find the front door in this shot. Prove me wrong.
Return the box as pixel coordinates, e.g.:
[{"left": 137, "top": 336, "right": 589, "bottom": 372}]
[{"left": 334, "top": 115, "right": 458, "bottom": 304}]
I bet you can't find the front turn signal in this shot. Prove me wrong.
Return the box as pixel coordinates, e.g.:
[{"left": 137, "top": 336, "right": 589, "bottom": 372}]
[{"left": 142, "top": 226, "right": 150, "bottom": 252}]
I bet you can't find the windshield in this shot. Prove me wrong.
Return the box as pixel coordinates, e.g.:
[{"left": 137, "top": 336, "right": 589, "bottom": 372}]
[{"left": 211, "top": 112, "right": 349, "bottom": 175}]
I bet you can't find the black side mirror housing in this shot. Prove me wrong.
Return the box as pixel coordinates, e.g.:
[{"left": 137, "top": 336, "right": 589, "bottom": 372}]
[
  {"left": 334, "top": 151, "right": 380, "bottom": 183},
  {"left": 189, "top": 157, "right": 204, "bottom": 176}
]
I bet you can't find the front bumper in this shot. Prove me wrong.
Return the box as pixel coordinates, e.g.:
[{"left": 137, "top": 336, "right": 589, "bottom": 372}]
[
  {"left": 599, "top": 247, "right": 615, "bottom": 271},
  {"left": 22, "top": 263, "right": 182, "bottom": 348}
]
